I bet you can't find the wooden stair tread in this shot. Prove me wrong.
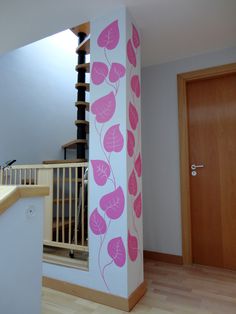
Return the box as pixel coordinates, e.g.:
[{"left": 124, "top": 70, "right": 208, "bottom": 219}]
[
  {"left": 75, "top": 63, "right": 90, "bottom": 72},
  {"left": 53, "top": 178, "right": 83, "bottom": 183},
  {"left": 71, "top": 22, "right": 90, "bottom": 37},
  {"left": 74, "top": 120, "right": 89, "bottom": 125},
  {"left": 62, "top": 139, "right": 88, "bottom": 149},
  {"left": 75, "top": 101, "right": 89, "bottom": 111},
  {"left": 52, "top": 218, "right": 75, "bottom": 229},
  {"left": 75, "top": 120, "right": 89, "bottom": 133},
  {"left": 75, "top": 82, "right": 90, "bottom": 91},
  {"left": 43, "top": 253, "right": 88, "bottom": 270},
  {"left": 76, "top": 35, "right": 90, "bottom": 54},
  {"left": 53, "top": 198, "right": 76, "bottom": 203},
  {"left": 43, "top": 159, "right": 87, "bottom": 165}
]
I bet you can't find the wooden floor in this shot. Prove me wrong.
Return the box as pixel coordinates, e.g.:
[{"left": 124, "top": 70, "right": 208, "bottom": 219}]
[{"left": 42, "top": 259, "right": 236, "bottom": 313}]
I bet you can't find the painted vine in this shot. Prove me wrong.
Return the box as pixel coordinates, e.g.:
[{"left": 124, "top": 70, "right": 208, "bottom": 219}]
[
  {"left": 89, "top": 20, "right": 126, "bottom": 292},
  {"left": 127, "top": 24, "right": 142, "bottom": 264}
]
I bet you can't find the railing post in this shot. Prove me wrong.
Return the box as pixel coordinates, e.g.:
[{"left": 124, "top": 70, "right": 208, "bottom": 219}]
[
  {"left": 0, "top": 169, "right": 3, "bottom": 185},
  {"left": 38, "top": 168, "right": 53, "bottom": 241}
]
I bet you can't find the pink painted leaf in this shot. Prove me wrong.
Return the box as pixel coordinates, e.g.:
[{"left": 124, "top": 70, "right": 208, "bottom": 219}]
[
  {"left": 91, "top": 92, "right": 116, "bottom": 123},
  {"left": 128, "top": 170, "right": 137, "bottom": 196},
  {"left": 129, "top": 102, "right": 139, "bottom": 130},
  {"left": 135, "top": 153, "right": 142, "bottom": 177},
  {"left": 89, "top": 208, "right": 107, "bottom": 235},
  {"left": 100, "top": 186, "right": 125, "bottom": 219},
  {"left": 91, "top": 62, "right": 108, "bottom": 85},
  {"left": 131, "top": 75, "right": 140, "bottom": 98},
  {"left": 132, "top": 24, "right": 140, "bottom": 49},
  {"left": 134, "top": 193, "right": 142, "bottom": 218},
  {"left": 127, "top": 130, "right": 135, "bottom": 157},
  {"left": 109, "top": 63, "right": 126, "bottom": 83},
  {"left": 127, "top": 39, "right": 136, "bottom": 67},
  {"left": 97, "top": 20, "right": 120, "bottom": 50},
  {"left": 108, "top": 237, "right": 126, "bottom": 267},
  {"left": 104, "top": 124, "right": 124, "bottom": 153},
  {"left": 128, "top": 231, "right": 138, "bottom": 261},
  {"left": 91, "top": 160, "right": 110, "bottom": 186}
]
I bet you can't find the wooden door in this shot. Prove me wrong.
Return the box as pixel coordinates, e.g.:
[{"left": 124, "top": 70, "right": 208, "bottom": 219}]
[{"left": 187, "top": 73, "right": 236, "bottom": 269}]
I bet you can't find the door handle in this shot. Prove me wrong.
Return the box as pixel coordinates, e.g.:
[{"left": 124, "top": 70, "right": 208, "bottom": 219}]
[{"left": 191, "top": 164, "right": 204, "bottom": 170}]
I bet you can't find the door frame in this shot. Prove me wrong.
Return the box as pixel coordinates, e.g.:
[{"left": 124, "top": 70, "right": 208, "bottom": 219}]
[{"left": 177, "top": 62, "right": 236, "bottom": 265}]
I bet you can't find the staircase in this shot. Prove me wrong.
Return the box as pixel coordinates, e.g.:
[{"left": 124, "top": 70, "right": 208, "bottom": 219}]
[
  {"left": 44, "top": 22, "right": 90, "bottom": 164},
  {"left": 62, "top": 22, "right": 90, "bottom": 162},
  {"left": 42, "top": 22, "right": 90, "bottom": 267}
]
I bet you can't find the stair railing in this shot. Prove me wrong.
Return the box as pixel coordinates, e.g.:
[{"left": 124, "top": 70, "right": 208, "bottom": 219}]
[{"left": 0, "top": 162, "right": 88, "bottom": 253}]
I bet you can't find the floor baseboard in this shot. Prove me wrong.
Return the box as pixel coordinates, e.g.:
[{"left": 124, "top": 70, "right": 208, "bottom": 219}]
[
  {"left": 43, "top": 276, "right": 147, "bottom": 312},
  {"left": 144, "top": 250, "right": 183, "bottom": 265}
]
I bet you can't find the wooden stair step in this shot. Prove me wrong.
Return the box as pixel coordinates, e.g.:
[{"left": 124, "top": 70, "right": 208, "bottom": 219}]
[
  {"left": 71, "top": 22, "right": 90, "bottom": 37},
  {"left": 75, "top": 82, "right": 90, "bottom": 91},
  {"left": 74, "top": 120, "right": 89, "bottom": 132},
  {"left": 76, "top": 35, "right": 90, "bottom": 54},
  {"left": 75, "top": 63, "right": 90, "bottom": 72},
  {"left": 62, "top": 139, "right": 88, "bottom": 150},
  {"left": 43, "top": 253, "right": 88, "bottom": 270},
  {"left": 75, "top": 101, "right": 89, "bottom": 111},
  {"left": 42, "top": 159, "right": 87, "bottom": 165},
  {"left": 52, "top": 218, "right": 75, "bottom": 229},
  {"left": 53, "top": 178, "right": 83, "bottom": 183},
  {"left": 74, "top": 120, "right": 89, "bottom": 126},
  {"left": 53, "top": 198, "right": 76, "bottom": 203}
]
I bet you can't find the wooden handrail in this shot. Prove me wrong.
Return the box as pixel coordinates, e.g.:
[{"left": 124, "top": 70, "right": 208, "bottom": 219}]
[
  {"left": 8, "top": 162, "right": 88, "bottom": 169},
  {"left": 0, "top": 185, "right": 49, "bottom": 215}
]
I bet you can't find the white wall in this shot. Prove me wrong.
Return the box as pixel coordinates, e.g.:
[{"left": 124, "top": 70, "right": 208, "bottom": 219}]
[
  {"left": 142, "top": 46, "right": 236, "bottom": 255},
  {"left": 0, "top": 197, "right": 44, "bottom": 314},
  {"left": 0, "top": 30, "right": 77, "bottom": 165}
]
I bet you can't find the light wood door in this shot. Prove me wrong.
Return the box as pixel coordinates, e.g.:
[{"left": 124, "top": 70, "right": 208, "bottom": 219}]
[{"left": 187, "top": 73, "right": 236, "bottom": 269}]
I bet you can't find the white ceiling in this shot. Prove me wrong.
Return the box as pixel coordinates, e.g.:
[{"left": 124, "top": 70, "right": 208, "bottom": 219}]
[{"left": 1, "top": 0, "right": 236, "bottom": 67}]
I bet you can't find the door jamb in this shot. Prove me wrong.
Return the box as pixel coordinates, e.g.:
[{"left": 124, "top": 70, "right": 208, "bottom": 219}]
[{"left": 178, "top": 62, "right": 236, "bottom": 265}]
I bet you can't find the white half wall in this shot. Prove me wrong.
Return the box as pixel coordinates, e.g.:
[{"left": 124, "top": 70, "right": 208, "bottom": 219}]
[
  {"left": 0, "top": 197, "right": 44, "bottom": 314},
  {"left": 0, "top": 30, "right": 77, "bottom": 165},
  {"left": 142, "top": 46, "right": 236, "bottom": 256}
]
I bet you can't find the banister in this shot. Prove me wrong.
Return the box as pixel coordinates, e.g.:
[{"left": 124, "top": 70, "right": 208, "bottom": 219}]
[
  {"left": 9, "top": 162, "right": 88, "bottom": 169},
  {"left": 0, "top": 185, "right": 49, "bottom": 215}
]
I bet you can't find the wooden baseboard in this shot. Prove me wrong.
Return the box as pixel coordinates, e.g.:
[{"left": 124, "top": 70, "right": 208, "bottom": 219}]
[
  {"left": 43, "top": 276, "right": 147, "bottom": 312},
  {"left": 144, "top": 250, "right": 183, "bottom": 265}
]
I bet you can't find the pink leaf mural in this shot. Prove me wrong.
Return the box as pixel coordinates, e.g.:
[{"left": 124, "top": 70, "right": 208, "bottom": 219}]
[
  {"left": 134, "top": 193, "right": 142, "bottom": 218},
  {"left": 104, "top": 124, "right": 124, "bottom": 152},
  {"left": 108, "top": 237, "right": 126, "bottom": 267},
  {"left": 127, "top": 39, "right": 136, "bottom": 67},
  {"left": 97, "top": 20, "right": 120, "bottom": 50},
  {"left": 128, "top": 231, "right": 138, "bottom": 262},
  {"left": 109, "top": 63, "right": 126, "bottom": 83},
  {"left": 127, "top": 130, "right": 135, "bottom": 157},
  {"left": 131, "top": 75, "right": 140, "bottom": 98},
  {"left": 89, "top": 208, "right": 107, "bottom": 235},
  {"left": 135, "top": 153, "right": 142, "bottom": 177},
  {"left": 91, "top": 62, "right": 109, "bottom": 85},
  {"left": 91, "top": 160, "right": 111, "bottom": 186},
  {"left": 132, "top": 24, "right": 140, "bottom": 49},
  {"left": 91, "top": 92, "right": 116, "bottom": 123},
  {"left": 128, "top": 170, "right": 137, "bottom": 196},
  {"left": 100, "top": 186, "right": 125, "bottom": 219},
  {"left": 129, "top": 102, "right": 139, "bottom": 130}
]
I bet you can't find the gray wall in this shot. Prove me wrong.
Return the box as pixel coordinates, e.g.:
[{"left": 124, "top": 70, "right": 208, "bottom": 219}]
[
  {"left": 0, "top": 30, "right": 77, "bottom": 165},
  {"left": 142, "top": 46, "right": 236, "bottom": 255}
]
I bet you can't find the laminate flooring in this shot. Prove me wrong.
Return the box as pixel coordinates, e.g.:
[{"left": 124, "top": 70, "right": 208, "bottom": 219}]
[{"left": 42, "top": 259, "right": 236, "bottom": 314}]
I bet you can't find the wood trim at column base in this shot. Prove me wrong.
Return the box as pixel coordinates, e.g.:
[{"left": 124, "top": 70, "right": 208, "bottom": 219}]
[
  {"left": 144, "top": 250, "right": 183, "bottom": 265},
  {"left": 42, "top": 276, "right": 147, "bottom": 312}
]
